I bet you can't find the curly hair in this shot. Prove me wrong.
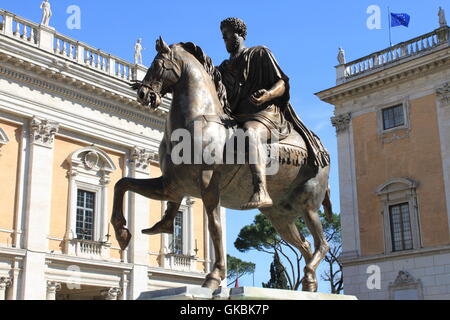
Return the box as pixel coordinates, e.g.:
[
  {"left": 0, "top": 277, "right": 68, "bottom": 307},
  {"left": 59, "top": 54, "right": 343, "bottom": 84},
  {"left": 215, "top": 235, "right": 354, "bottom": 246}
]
[{"left": 220, "top": 18, "right": 248, "bottom": 40}]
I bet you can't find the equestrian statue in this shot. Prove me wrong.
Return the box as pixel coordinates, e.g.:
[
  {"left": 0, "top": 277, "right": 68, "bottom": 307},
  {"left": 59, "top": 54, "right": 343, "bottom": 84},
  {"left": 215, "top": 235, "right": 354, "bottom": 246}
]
[{"left": 112, "top": 18, "right": 332, "bottom": 292}]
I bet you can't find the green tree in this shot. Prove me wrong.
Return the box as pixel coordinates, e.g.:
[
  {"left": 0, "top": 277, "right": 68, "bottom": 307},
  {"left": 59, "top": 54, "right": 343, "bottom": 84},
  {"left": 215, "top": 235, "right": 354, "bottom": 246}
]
[
  {"left": 262, "top": 252, "right": 290, "bottom": 289},
  {"left": 234, "top": 214, "right": 307, "bottom": 290},
  {"left": 226, "top": 255, "right": 255, "bottom": 287},
  {"left": 234, "top": 212, "right": 344, "bottom": 293}
]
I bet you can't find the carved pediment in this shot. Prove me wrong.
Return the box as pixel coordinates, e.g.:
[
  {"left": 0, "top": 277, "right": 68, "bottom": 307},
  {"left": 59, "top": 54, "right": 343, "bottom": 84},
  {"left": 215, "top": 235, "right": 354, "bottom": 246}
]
[
  {"left": 376, "top": 178, "right": 417, "bottom": 196},
  {"left": 67, "top": 146, "right": 116, "bottom": 184},
  {"left": 392, "top": 271, "right": 416, "bottom": 286}
]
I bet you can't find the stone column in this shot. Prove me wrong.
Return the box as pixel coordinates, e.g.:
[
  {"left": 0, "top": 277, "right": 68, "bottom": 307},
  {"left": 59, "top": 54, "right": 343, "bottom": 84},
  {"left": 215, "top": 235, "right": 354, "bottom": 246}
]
[
  {"left": 46, "top": 281, "right": 61, "bottom": 300},
  {"left": 436, "top": 84, "right": 450, "bottom": 236},
  {"left": 127, "top": 147, "right": 152, "bottom": 299},
  {"left": 22, "top": 117, "right": 59, "bottom": 300},
  {"left": 102, "top": 288, "right": 121, "bottom": 300},
  {"left": 331, "top": 113, "right": 360, "bottom": 259},
  {"left": 0, "top": 277, "right": 12, "bottom": 300}
]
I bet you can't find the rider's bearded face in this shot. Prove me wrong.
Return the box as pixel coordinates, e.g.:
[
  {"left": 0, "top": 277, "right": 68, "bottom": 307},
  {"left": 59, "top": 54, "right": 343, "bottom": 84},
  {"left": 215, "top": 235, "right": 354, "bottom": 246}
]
[{"left": 221, "top": 26, "right": 241, "bottom": 54}]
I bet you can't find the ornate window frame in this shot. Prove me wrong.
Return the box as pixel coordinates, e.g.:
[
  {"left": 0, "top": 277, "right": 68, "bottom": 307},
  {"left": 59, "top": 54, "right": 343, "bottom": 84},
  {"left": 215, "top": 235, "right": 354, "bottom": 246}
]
[
  {"left": 376, "top": 178, "right": 422, "bottom": 254},
  {"left": 64, "top": 146, "right": 116, "bottom": 259},
  {"left": 389, "top": 271, "right": 424, "bottom": 300}
]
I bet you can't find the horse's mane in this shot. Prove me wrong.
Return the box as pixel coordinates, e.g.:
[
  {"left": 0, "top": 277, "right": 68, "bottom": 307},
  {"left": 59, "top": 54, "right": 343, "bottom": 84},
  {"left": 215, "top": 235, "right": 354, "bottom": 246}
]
[{"left": 177, "top": 42, "right": 231, "bottom": 116}]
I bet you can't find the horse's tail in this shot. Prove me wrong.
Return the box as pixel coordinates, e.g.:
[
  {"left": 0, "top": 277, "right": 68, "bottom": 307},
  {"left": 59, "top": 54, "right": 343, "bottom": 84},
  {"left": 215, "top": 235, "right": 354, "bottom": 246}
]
[{"left": 323, "top": 186, "right": 333, "bottom": 223}]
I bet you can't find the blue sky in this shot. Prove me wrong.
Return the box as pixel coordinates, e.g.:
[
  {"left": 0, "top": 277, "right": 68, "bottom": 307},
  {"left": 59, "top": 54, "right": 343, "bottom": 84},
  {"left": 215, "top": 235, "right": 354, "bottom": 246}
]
[{"left": 2, "top": 0, "right": 447, "bottom": 292}]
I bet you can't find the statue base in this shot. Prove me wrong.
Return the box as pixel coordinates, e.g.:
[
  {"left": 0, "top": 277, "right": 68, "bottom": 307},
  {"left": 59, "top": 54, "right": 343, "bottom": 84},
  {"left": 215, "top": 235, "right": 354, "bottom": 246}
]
[{"left": 137, "top": 286, "right": 357, "bottom": 300}]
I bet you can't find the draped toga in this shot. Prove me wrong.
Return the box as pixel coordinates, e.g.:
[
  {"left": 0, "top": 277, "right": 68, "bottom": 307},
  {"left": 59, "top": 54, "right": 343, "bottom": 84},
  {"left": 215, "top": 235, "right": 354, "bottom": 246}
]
[{"left": 217, "top": 46, "right": 330, "bottom": 170}]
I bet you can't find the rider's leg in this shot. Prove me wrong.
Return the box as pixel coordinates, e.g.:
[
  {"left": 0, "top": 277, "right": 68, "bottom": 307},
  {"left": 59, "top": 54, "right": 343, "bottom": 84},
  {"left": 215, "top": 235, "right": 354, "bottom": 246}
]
[{"left": 241, "top": 121, "right": 273, "bottom": 210}]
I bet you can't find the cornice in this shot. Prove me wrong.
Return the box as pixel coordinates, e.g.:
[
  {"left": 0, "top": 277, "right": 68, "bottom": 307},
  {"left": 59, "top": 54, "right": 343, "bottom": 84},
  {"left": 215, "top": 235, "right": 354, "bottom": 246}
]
[
  {"left": 147, "top": 266, "right": 207, "bottom": 280},
  {"left": 45, "top": 253, "right": 134, "bottom": 270},
  {"left": 340, "top": 244, "right": 450, "bottom": 266},
  {"left": 316, "top": 47, "right": 450, "bottom": 105},
  {"left": 0, "top": 61, "right": 167, "bottom": 129},
  {"left": 0, "top": 34, "right": 171, "bottom": 109}
]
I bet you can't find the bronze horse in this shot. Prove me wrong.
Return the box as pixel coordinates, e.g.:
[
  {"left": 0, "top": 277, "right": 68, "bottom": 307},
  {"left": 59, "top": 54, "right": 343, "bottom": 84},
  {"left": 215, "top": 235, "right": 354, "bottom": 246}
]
[{"left": 112, "top": 37, "right": 332, "bottom": 292}]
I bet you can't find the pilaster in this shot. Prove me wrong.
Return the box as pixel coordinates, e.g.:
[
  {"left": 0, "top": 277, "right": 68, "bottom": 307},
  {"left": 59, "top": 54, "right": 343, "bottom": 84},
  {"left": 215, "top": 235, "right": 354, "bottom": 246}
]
[
  {"left": 127, "top": 147, "right": 153, "bottom": 299},
  {"left": 331, "top": 113, "right": 360, "bottom": 259},
  {"left": 0, "top": 277, "right": 12, "bottom": 300},
  {"left": 102, "top": 287, "right": 121, "bottom": 300},
  {"left": 436, "top": 83, "right": 450, "bottom": 238},
  {"left": 24, "top": 117, "right": 58, "bottom": 250},
  {"left": 46, "top": 281, "right": 61, "bottom": 300},
  {"left": 22, "top": 117, "right": 58, "bottom": 300}
]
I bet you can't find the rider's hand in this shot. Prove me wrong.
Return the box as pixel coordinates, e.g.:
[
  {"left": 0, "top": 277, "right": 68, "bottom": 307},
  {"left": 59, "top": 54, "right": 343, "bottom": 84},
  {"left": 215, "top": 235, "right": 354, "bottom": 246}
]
[{"left": 250, "top": 89, "right": 272, "bottom": 107}]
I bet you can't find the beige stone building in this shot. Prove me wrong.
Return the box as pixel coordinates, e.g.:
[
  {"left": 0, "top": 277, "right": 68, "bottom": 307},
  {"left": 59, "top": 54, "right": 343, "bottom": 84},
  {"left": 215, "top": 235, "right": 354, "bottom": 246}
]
[
  {"left": 317, "top": 21, "right": 450, "bottom": 299},
  {"left": 0, "top": 9, "right": 224, "bottom": 300}
]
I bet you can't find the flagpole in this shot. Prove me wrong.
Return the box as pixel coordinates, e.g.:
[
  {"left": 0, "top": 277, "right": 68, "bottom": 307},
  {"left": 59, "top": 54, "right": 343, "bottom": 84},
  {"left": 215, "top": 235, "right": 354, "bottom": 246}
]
[{"left": 388, "top": 7, "right": 392, "bottom": 47}]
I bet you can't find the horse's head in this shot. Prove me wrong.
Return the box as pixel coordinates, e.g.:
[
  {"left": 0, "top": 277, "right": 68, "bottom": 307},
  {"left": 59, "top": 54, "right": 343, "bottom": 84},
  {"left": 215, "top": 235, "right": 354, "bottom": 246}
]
[{"left": 132, "top": 36, "right": 182, "bottom": 109}]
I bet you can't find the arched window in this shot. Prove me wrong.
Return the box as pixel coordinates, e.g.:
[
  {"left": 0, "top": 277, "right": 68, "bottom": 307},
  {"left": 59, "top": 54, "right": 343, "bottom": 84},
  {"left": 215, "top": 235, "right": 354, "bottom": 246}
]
[{"left": 376, "top": 178, "right": 421, "bottom": 254}]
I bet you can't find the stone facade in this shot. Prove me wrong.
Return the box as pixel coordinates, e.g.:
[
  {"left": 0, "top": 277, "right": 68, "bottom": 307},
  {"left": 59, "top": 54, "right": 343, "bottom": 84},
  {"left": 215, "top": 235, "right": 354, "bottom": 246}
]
[
  {"left": 317, "top": 25, "right": 450, "bottom": 299},
  {"left": 0, "top": 9, "right": 225, "bottom": 300}
]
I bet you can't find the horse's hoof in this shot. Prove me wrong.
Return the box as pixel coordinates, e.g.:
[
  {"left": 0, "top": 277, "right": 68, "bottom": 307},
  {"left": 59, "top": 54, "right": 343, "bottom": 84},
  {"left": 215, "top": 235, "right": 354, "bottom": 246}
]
[
  {"left": 241, "top": 200, "right": 273, "bottom": 210},
  {"left": 241, "top": 190, "right": 273, "bottom": 210},
  {"left": 301, "top": 278, "right": 318, "bottom": 292},
  {"left": 116, "top": 228, "right": 132, "bottom": 251},
  {"left": 202, "top": 276, "right": 221, "bottom": 290},
  {"left": 142, "top": 220, "right": 174, "bottom": 235}
]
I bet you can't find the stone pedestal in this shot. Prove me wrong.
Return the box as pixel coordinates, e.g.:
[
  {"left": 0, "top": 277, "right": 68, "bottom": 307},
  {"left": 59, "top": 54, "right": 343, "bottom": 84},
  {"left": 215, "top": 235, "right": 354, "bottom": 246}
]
[{"left": 137, "top": 286, "right": 358, "bottom": 301}]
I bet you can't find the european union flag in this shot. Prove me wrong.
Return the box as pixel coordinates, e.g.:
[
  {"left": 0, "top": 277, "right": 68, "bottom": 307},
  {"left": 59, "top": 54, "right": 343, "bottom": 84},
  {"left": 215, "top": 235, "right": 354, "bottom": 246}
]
[{"left": 391, "top": 13, "right": 411, "bottom": 27}]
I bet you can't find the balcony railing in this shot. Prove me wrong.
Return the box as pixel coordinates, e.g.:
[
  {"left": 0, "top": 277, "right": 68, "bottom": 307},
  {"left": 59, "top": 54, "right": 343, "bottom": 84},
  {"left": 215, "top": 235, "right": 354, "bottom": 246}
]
[
  {"left": 0, "top": 9, "right": 145, "bottom": 82},
  {"left": 12, "top": 14, "right": 39, "bottom": 45},
  {"left": 65, "top": 238, "right": 111, "bottom": 260},
  {"left": 163, "top": 253, "right": 197, "bottom": 272},
  {"left": 337, "top": 26, "right": 449, "bottom": 84}
]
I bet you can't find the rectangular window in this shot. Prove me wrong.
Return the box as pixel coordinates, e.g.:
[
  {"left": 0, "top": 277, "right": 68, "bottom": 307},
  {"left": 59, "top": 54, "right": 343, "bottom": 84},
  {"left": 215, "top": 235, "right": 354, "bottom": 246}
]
[
  {"left": 76, "top": 190, "right": 95, "bottom": 241},
  {"left": 389, "top": 203, "right": 413, "bottom": 252},
  {"left": 172, "top": 211, "right": 184, "bottom": 255},
  {"left": 383, "top": 105, "right": 405, "bottom": 130}
]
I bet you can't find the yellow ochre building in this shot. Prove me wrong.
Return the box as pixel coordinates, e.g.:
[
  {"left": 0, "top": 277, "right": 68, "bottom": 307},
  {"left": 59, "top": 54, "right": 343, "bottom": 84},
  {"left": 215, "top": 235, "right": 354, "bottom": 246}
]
[
  {"left": 317, "top": 19, "right": 450, "bottom": 299},
  {"left": 0, "top": 9, "right": 225, "bottom": 300}
]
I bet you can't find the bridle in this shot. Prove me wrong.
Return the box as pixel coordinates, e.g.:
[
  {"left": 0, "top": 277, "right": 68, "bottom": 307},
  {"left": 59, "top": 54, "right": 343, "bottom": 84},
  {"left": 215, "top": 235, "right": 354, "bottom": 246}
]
[{"left": 140, "top": 54, "right": 182, "bottom": 99}]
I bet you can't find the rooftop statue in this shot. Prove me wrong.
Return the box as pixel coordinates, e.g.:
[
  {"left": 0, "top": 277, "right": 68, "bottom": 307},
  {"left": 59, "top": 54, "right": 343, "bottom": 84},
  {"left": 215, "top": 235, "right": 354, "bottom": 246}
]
[
  {"left": 439, "top": 7, "right": 447, "bottom": 27},
  {"left": 40, "top": 0, "right": 52, "bottom": 27},
  {"left": 337, "top": 47, "right": 346, "bottom": 65},
  {"left": 112, "top": 18, "right": 332, "bottom": 292},
  {"left": 134, "top": 38, "right": 144, "bottom": 65}
]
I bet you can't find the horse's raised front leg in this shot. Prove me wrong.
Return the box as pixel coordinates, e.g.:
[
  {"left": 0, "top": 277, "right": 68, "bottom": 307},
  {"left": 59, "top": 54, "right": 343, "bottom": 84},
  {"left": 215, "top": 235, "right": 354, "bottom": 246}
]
[
  {"left": 200, "top": 170, "right": 225, "bottom": 290},
  {"left": 112, "top": 177, "right": 172, "bottom": 250}
]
